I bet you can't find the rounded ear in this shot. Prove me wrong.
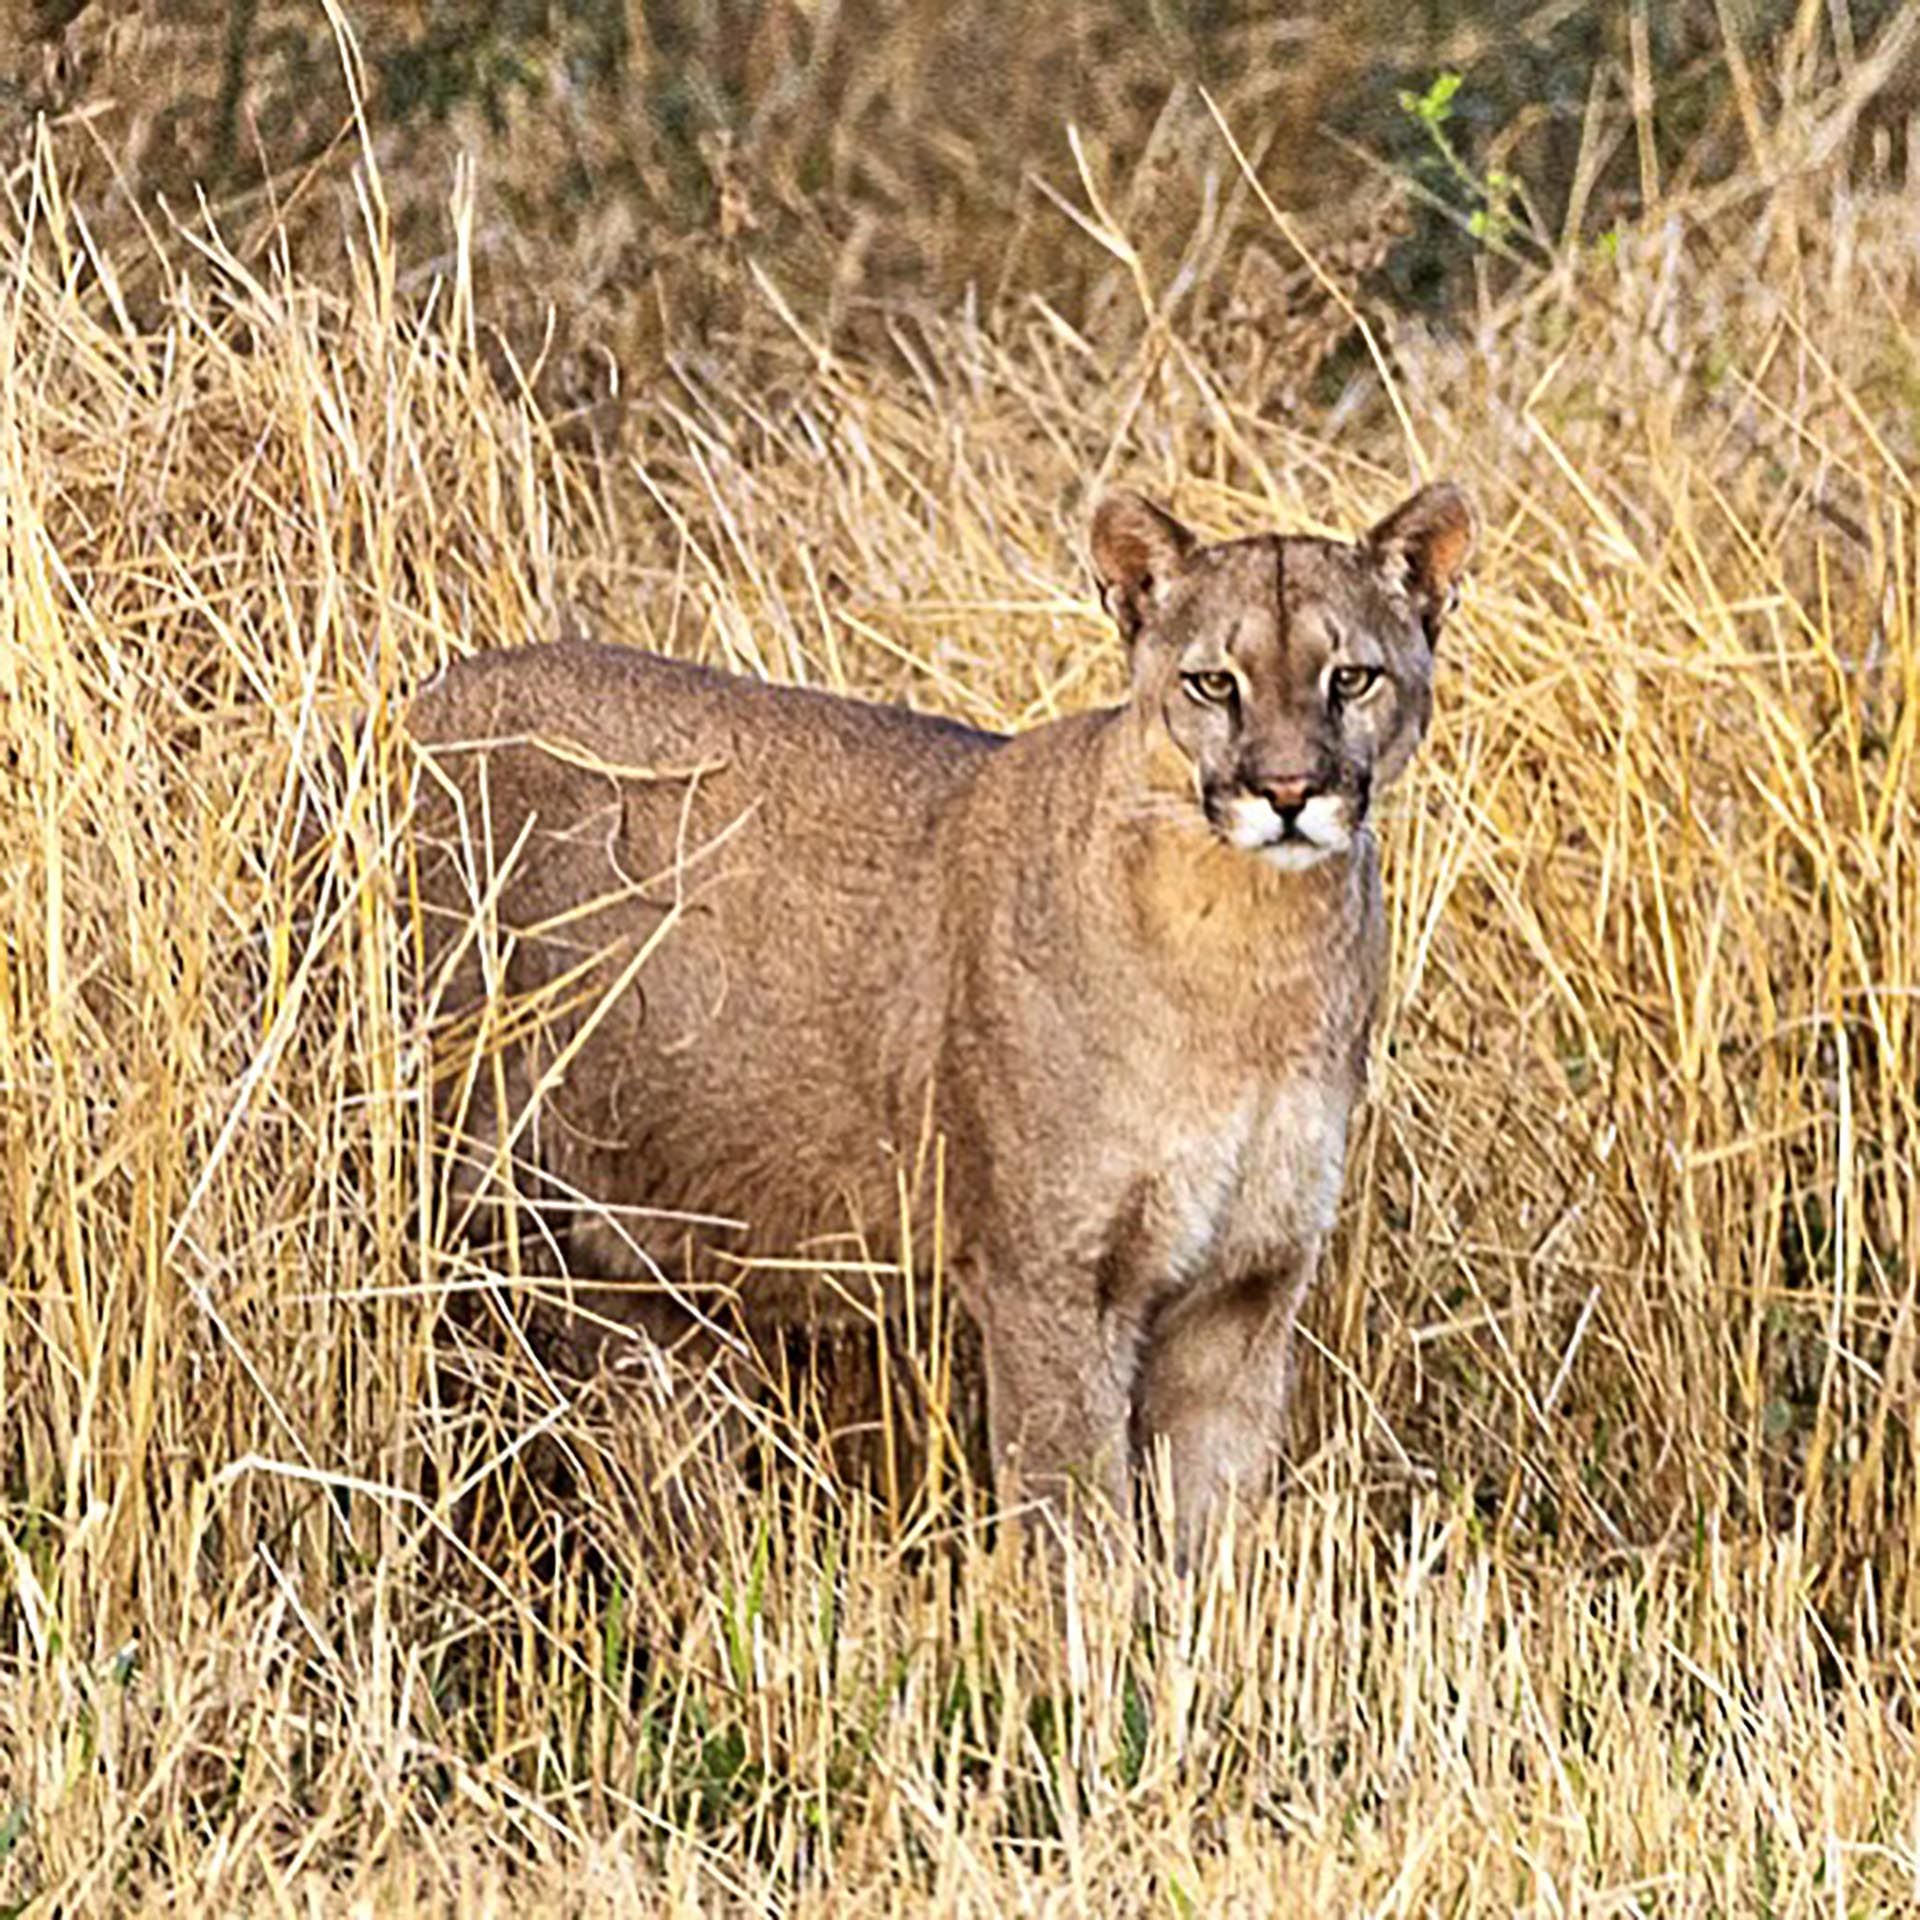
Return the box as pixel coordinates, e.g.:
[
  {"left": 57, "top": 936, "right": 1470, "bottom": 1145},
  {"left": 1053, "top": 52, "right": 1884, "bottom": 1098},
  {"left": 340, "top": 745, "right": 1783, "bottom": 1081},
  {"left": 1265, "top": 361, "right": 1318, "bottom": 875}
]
[
  {"left": 1090, "top": 490, "right": 1196, "bottom": 640},
  {"left": 1368, "top": 481, "right": 1476, "bottom": 640}
]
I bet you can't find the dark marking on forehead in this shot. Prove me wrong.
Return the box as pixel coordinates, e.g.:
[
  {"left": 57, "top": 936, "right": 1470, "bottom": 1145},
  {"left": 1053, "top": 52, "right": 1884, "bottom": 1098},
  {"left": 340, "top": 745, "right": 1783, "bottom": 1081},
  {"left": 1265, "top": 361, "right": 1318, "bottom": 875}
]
[{"left": 1273, "top": 534, "right": 1288, "bottom": 656}]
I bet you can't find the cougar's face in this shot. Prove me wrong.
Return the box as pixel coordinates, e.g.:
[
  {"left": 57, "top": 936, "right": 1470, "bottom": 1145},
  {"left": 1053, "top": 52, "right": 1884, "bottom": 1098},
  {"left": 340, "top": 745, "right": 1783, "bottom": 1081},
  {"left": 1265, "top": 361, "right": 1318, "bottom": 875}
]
[{"left": 1091, "top": 484, "right": 1475, "bottom": 870}]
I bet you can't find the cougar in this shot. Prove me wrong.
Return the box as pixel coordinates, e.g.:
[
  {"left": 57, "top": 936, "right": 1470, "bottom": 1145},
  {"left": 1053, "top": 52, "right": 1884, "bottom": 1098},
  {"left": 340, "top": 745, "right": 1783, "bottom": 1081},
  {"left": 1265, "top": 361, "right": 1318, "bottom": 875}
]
[{"left": 407, "top": 481, "right": 1474, "bottom": 1546}]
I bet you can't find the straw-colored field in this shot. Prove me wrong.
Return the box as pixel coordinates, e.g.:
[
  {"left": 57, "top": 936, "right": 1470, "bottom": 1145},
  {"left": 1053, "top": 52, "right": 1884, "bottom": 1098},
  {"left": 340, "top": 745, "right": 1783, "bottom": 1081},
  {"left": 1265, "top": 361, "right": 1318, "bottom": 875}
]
[{"left": 5, "top": 21, "right": 1920, "bottom": 1913}]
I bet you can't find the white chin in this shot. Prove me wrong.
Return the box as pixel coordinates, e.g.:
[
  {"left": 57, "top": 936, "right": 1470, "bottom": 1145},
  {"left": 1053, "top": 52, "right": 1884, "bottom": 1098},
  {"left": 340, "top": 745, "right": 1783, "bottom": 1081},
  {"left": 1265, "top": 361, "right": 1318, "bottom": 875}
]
[
  {"left": 1257, "top": 837, "right": 1343, "bottom": 871},
  {"left": 1221, "top": 791, "right": 1352, "bottom": 868}
]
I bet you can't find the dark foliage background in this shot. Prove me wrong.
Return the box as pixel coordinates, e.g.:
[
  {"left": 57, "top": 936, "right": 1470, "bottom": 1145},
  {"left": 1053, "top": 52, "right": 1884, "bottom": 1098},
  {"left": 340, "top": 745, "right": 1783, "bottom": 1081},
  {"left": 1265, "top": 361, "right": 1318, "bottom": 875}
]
[{"left": 10, "top": 1, "right": 1917, "bottom": 371}]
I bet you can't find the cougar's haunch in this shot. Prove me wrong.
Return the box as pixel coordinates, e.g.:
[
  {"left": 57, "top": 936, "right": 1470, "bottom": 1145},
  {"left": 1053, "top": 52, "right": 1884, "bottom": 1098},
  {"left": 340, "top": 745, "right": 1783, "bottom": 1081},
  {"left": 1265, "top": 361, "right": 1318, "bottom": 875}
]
[{"left": 408, "top": 481, "right": 1475, "bottom": 1546}]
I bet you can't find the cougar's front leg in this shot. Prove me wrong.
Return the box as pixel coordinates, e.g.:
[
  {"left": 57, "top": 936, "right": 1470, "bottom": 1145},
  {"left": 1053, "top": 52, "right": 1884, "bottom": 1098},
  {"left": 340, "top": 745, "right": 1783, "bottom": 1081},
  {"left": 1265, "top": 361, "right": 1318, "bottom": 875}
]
[
  {"left": 967, "top": 1258, "right": 1136, "bottom": 1531},
  {"left": 1134, "top": 1246, "right": 1316, "bottom": 1556}
]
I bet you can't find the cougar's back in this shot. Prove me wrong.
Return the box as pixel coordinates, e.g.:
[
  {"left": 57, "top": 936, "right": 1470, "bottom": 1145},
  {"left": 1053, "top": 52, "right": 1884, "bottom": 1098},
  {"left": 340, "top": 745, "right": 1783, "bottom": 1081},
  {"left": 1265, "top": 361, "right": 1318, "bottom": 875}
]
[{"left": 407, "top": 641, "right": 1002, "bottom": 1304}]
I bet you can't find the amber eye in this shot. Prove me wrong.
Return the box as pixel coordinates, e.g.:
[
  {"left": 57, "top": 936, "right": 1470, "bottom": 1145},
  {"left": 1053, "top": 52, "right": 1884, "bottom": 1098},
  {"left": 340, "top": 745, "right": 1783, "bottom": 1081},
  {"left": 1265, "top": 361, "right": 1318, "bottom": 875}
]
[
  {"left": 1328, "top": 664, "right": 1383, "bottom": 704},
  {"left": 1183, "top": 669, "right": 1239, "bottom": 707}
]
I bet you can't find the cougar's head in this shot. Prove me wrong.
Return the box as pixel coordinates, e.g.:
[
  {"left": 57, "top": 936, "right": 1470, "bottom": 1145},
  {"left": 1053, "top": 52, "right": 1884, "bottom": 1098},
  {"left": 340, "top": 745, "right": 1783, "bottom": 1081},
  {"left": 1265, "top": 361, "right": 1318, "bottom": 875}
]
[{"left": 1092, "top": 483, "right": 1475, "bottom": 869}]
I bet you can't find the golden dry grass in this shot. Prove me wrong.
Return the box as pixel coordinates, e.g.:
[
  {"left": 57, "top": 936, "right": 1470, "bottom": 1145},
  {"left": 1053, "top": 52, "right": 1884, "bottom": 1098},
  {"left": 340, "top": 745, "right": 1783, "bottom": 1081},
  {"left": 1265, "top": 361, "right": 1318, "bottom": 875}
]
[{"left": 5, "top": 39, "right": 1920, "bottom": 1915}]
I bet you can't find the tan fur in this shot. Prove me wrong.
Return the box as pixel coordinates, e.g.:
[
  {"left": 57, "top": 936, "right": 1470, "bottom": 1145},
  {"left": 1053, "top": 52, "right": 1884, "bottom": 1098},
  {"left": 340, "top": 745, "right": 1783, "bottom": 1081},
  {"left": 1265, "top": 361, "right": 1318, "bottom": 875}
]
[{"left": 406, "top": 482, "right": 1474, "bottom": 1547}]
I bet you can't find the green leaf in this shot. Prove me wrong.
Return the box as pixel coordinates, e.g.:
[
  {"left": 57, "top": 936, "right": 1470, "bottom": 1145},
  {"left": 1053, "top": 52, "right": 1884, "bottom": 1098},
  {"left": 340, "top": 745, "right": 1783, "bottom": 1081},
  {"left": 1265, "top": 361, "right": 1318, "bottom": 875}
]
[{"left": 1417, "top": 71, "right": 1462, "bottom": 125}]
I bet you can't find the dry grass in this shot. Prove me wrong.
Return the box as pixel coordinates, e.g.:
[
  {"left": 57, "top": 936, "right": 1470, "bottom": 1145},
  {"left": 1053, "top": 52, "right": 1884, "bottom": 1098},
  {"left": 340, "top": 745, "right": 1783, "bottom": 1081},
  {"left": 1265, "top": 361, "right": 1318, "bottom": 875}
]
[{"left": 5, "top": 27, "right": 1920, "bottom": 1913}]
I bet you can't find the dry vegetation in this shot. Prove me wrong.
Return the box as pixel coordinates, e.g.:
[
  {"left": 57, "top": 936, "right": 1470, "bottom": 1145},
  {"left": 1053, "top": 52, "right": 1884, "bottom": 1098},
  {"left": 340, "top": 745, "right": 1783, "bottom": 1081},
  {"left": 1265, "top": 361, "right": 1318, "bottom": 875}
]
[{"left": 6, "top": 6, "right": 1920, "bottom": 1912}]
